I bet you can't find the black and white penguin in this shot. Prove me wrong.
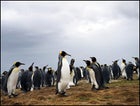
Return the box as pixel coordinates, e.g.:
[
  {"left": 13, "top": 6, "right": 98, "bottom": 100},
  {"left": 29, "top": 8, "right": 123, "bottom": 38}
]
[
  {"left": 33, "top": 66, "right": 42, "bottom": 90},
  {"left": 56, "top": 51, "right": 71, "bottom": 96},
  {"left": 112, "top": 60, "right": 121, "bottom": 80},
  {"left": 20, "top": 63, "right": 34, "bottom": 92},
  {"left": 132, "top": 57, "right": 140, "bottom": 80},
  {"left": 1, "top": 71, "right": 8, "bottom": 95},
  {"left": 121, "top": 59, "right": 127, "bottom": 79},
  {"left": 125, "top": 62, "right": 135, "bottom": 80},
  {"left": 6, "top": 62, "right": 25, "bottom": 98},
  {"left": 41, "top": 65, "right": 48, "bottom": 87},
  {"left": 83, "top": 60, "right": 99, "bottom": 90},
  {"left": 102, "top": 64, "right": 110, "bottom": 84},
  {"left": 90, "top": 57, "right": 108, "bottom": 90},
  {"left": 45, "top": 67, "right": 55, "bottom": 87},
  {"left": 67, "top": 59, "right": 75, "bottom": 88}
]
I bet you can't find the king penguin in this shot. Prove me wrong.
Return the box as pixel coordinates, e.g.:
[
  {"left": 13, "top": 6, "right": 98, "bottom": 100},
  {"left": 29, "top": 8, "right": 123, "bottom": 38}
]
[
  {"left": 83, "top": 60, "right": 99, "bottom": 90},
  {"left": 7, "top": 62, "right": 25, "bottom": 98},
  {"left": 56, "top": 51, "right": 71, "bottom": 96}
]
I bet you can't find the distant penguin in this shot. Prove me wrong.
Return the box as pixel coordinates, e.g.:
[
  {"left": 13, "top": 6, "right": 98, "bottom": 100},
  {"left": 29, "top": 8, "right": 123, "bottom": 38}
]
[
  {"left": 112, "top": 60, "right": 121, "bottom": 80},
  {"left": 68, "top": 59, "right": 75, "bottom": 88},
  {"left": 45, "top": 67, "right": 55, "bottom": 87},
  {"left": 41, "top": 65, "right": 48, "bottom": 87},
  {"left": 20, "top": 63, "right": 34, "bottom": 92},
  {"left": 133, "top": 57, "right": 140, "bottom": 80},
  {"left": 102, "top": 64, "right": 110, "bottom": 84},
  {"left": 90, "top": 57, "right": 108, "bottom": 90},
  {"left": 16, "top": 69, "right": 24, "bottom": 89},
  {"left": 125, "top": 62, "right": 135, "bottom": 80},
  {"left": 6, "top": 62, "right": 25, "bottom": 98},
  {"left": 121, "top": 59, "right": 127, "bottom": 79},
  {"left": 1, "top": 71, "right": 8, "bottom": 95},
  {"left": 83, "top": 60, "right": 99, "bottom": 90},
  {"left": 56, "top": 51, "right": 71, "bottom": 96},
  {"left": 33, "top": 66, "right": 42, "bottom": 90}
]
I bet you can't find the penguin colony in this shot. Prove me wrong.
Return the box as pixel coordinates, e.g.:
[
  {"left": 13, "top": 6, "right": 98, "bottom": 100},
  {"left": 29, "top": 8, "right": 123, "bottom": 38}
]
[{"left": 1, "top": 51, "right": 139, "bottom": 98}]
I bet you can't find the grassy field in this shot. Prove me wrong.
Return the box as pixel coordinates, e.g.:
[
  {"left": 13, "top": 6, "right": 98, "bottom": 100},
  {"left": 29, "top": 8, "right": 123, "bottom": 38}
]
[{"left": 1, "top": 73, "right": 139, "bottom": 105}]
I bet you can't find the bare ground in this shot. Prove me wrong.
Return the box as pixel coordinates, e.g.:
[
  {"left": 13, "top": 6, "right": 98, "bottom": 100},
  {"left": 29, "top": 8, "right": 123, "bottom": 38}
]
[{"left": 1, "top": 74, "right": 139, "bottom": 105}]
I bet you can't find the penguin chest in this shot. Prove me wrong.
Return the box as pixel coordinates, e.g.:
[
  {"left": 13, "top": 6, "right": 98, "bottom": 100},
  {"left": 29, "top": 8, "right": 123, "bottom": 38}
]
[
  {"left": 61, "top": 58, "right": 70, "bottom": 81},
  {"left": 8, "top": 67, "right": 20, "bottom": 86}
]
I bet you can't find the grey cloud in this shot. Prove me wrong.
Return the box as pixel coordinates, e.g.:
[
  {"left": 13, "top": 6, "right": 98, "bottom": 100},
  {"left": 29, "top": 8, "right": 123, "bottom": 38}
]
[{"left": 1, "top": 1, "right": 139, "bottom": 73}]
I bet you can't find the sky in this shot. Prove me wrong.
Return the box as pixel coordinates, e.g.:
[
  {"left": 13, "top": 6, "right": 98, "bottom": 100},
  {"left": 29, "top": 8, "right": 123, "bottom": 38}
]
[{"left": 1, "top": 1, "right": 139, "bottom": 73}]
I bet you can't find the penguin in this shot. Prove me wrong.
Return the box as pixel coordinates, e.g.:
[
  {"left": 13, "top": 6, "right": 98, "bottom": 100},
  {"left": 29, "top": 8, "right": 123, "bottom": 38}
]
[
  {"left": 112, "top": 60, "right": 121, "bottom": 80},
  {"left": 121, "top": 59, "right": 127, "bottom": 79},
  {"left": 1, "top": 71, "right": 8, "bottom": 95},
  {"left": 102, "top": 64, "right": 110, "bottom": 84},
  {"left": 83, "top": 60, "right": 99, "bottom": 90},
  {"left": 33, "top": 66, "right": 42, "bottom": 90},
  {"left": 90, "top": 57, "right": 108, "bottom": 90},
  {"left": 16, "top": 69, "right": 24, "bottom": 89},
  {"left": 20, "top": 63, "right": 34, "bottom": 93},
  {"left": 56, "top": 51, "right": 71, "bottom": 96},
  {"left": 41, "top": 65, "right": 48, "bottom": 87},
  {"left": 67, "top": 59, "right": 75, "bottom": 88},
  {"left": 132, "top": 57, "right": 140, "bottom": 80},
  {"left": 125, "top": 62, "right": 135, "bottom": 80},
  {"left": 45, "top": 67, "right": 55, "bottom": 87},
  {"left": 6, "top": 62, "right": 25, "bottom": 98}
]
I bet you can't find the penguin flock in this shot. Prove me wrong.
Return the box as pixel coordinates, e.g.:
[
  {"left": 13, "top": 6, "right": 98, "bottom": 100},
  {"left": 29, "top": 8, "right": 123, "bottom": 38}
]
[{"left": 1, "top": 51, "right": 139, "bottom": 98}]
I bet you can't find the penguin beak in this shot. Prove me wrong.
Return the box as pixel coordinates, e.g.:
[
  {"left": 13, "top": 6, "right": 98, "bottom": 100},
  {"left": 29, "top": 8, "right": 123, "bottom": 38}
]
[
  {"left": 20, "top": 63, "right": 25, "bottom": 65},
  {"left": 83, "top": 60, "right": 87, "bottom": 63},
  {"left": 66, "top": 53, "right": 71, "bottom": 56}
]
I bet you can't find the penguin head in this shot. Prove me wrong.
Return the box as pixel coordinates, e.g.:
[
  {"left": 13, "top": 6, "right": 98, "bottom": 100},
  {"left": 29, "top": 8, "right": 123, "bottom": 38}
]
[
  {"left": 59, "top": 51, "right": 71, "bottom": 57},
  {"left": 14, "top": 62, "right": 25, "bottom": 67},
  {"left": 112, "top": 60, "right": 119, "bottom": 64},
  {"left": 83, "top": 60, "right": 91, "bottom": 66},
  {"left": 70, "top": 59, "right": 75, "bottom": 65},
  {"left": 132, "top": 57, "right": 138, "bottom": 60},
  {"left": 28, "top": 62, "right": 34, "bottom": 71},
  {"left": 122, "top": 58, "right": 126, "bottom": 63},
  {"left": 90, "top": 57, "right": 96, "bottom": 62}
]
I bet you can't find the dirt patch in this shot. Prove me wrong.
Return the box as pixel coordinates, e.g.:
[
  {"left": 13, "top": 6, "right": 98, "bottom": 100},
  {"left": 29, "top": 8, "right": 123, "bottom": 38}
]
[{"left": 1, "top": 74, "right": 139, "bottom": 105}]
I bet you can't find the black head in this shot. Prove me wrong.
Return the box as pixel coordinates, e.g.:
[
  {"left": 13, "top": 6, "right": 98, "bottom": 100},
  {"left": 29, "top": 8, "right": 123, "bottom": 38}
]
[
  {"left": 90, "top": 57, "right": 96, "bottom": 62},
  {"left": 122, "top": 58, "right": 126, "bottom": 63},
  {"left": 83, "top": 60, "right": 91, "bottom": 66},
  {"left": 28, "top": 62, "right": 34, "bottom": 71},
  {"left": 59, "top": 51, "right": 71, "bottom": 57},
  {"left": 113, "top": 60, "right": 119, "bottom": 64},
  {"left": 70, "top": 58, "right": 75, "bottom": 65},
  {"left": 132, "top": 57, "right": 138, "bottom": 60},
  {"left": 35, "top": 66, "right": 39, "bottom": 70},
  {"left": 14, "top": 62, "right": 25, "bottom": 67}
]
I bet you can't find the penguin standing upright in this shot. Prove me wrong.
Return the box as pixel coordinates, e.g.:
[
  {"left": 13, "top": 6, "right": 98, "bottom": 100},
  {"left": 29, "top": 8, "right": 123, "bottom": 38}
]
[
  {"left": 67, "top": 59, "right": 75, "bottom": 88},
  {"left": 56, "top": 51, "right": 71, "bottom": 96},
  {"left": 20, "top": 63, "right": 34, "bottom": 92},
  {"left": 90, "top": 57, "right": 108, "bottom": 90},
  {"left": 83, "top": 60, "right": 99, "bottom": 90},
  {"left": 112, "top": 60, "right": 121, "bottom": 80},
  {"left": 125, "top": 62, "right": 135, "bottom": 80},
  {"left": 102, "top": 64, "right": 110, "bottom": 84},
  {"left": 7, "top": 62, "right": 25, "bottom": 98},
  {"left": 121, "top": 59, "right": 127, "bottom": 79},
  {"left": 133, "top": 57, "right": 140, "bottom": 80},
  {"left": 33, "top": 66, "right": 42, "bottom": 90}
]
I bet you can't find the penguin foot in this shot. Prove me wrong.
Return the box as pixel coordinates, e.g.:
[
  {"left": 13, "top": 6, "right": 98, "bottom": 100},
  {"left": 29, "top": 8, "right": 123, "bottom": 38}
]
[
  {"left": 12, "top": 93, "right": 18, "bottom": 97},
  {"left": 58, "top": 92, "right": 68, "bottom": 97},
  {"left": 8, "top": 95, "right": 13, "bottom": 98},
  {"left": 55, "top": 90, "right": 58, "bottom": 95}
]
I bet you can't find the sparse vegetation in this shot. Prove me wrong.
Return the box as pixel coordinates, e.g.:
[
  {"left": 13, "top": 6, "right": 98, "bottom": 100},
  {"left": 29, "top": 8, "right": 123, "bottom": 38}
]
[{"left": 1, "top": 74, "right": 139, "bottom": 105}]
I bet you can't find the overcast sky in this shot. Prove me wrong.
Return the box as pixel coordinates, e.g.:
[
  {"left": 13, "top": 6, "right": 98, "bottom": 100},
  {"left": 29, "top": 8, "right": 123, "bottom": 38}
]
[{"left": 1, "top": 1, "right": 139, "bottom": 72}]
